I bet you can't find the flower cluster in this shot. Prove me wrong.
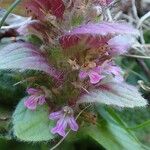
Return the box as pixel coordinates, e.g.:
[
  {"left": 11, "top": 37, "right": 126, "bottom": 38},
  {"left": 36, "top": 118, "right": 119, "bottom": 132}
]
[
  {"left": 60, "top": 22, "right": 137, "bottom": 86},
  {"left": 18, "top": 0, "right": 146, "bottom": 137},
  {"left": 0, "top": 0, "right": 147, "bottom": 139}
]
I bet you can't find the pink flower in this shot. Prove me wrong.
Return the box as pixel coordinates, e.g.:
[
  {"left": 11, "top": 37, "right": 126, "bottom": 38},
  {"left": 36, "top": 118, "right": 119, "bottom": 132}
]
[
  {"left": 49, "top": 106, "right": 78, "bottom": 137},
  {"left": 24, "top": 88, "right": 46, "bottom": 110},
  {"left": 79, "top": 67, "right": 104, "bottom": 84},
  {"left": 79, "top": 61, "right": 123, "bottom": 84}
]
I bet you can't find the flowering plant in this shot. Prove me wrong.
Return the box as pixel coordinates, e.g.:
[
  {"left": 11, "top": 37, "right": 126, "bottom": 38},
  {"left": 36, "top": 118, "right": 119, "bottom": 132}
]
[{"left": 0, "top": 0, "right": 149, "bottom": 149}]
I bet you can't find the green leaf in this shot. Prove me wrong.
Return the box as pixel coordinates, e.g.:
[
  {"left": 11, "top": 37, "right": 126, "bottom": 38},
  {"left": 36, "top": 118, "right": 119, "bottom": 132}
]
[
  {"left": 84, "top": 105, "right": 147, "bottom": 150},
  {"left": 98, "top": 106, "right": 140, "bottom": 142},
  {"left": 127, "top": 120, "right": 150, "bottom": 130},
  {"left": 13, "top": 97, "right": 54, "bottom": 142},
  {"left": 86, "top": 122, "right": 145, "bottom": 150}
]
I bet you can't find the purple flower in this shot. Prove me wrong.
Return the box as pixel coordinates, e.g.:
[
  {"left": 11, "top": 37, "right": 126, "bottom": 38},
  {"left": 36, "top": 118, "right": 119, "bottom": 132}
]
[
  {"left": 24, "top": 88, "right": 46, "bottom": 110},
  {"left": 49, "top": 106, "right": 78, "bottom": 137},
  {"left": 79, "top": 61, "right": 123, "bottom": 84},
  {"left": 79, "top": 67, "right": 104, "bottom": 84}
]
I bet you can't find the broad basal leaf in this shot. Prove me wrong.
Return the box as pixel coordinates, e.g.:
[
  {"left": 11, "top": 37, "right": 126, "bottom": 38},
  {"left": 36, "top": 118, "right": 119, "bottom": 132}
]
[
  {"left": 0, "top": 42, "right": 61, "bottom": 79},
  {"left": 13, "top": 97, "right": 54, "bottom": 141},
  {"left": 78, "top": 82, "right": 147, "bottom": 107}
]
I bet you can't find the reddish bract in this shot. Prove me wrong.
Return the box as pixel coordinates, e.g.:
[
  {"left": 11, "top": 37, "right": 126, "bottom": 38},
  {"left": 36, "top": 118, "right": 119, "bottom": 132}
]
[
  {"left": 59, "top": 22, "right": 139, "bottom": 49},
  {"left": 25, "top": 0, "right": 65, "bottom": 20}
]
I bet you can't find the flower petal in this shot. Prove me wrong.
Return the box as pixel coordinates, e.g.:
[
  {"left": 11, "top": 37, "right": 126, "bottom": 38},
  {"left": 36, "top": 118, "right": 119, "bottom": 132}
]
[
  {"left": 51, "top": 118, "right": 67, "bottom": 137},
  {"left": 79, "top": 70, "right": 88, "bottom": 79},
  {"left": 37, "top": 96, "right": 46, "bottom": 105},
  {"left": 67, "top": 117, "right": 79, "bottom": 131},
  {"left": 24, "top": 96, "right": 37, "bottom": 110},
  {"left": 49, "top": 111, "right": 63, "bottom": 120},
  {"left": 88, "top": 71, "right": 103, "bottom": 84}
]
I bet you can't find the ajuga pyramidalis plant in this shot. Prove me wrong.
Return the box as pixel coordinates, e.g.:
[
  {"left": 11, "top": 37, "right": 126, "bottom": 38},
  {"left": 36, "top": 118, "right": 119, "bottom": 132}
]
[{"left": 0, "top": 0, "right": 148, "bottom": 149}]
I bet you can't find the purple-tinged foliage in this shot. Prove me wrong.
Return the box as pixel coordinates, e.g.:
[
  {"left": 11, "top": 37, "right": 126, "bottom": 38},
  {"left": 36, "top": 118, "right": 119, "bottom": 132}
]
[
  {"left": 3, "top": 0, "right": 147, "bottom": 142},
  {"left": 0, "top": 42, "right": 61, "bottom": 80},
  {"left": 17, "top": 20, "right": 51, "bottom": 42},
  {"left": 24, "top": 0, "right": 65, "bottom": 20},
  {"left": 60, "top": 22, "right": 139, "bottom": 50},
  {"left": 78, "top": 82, "right": 147, "bottom": 107}
]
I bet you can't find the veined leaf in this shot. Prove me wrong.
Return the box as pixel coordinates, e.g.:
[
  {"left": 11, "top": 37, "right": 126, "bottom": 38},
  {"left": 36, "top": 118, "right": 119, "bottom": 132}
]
[
  {"left": 85, "top": 105, "right": 146, "bottom": 150},
  {"left": 78, "top": 82, "right": 147, "bottom": 107},
  {"left": 13, "top": 97, "right": 54, "bottom": 141},
  {"left": 85, "top": 122, "right": 145, "bottom": 150}
]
